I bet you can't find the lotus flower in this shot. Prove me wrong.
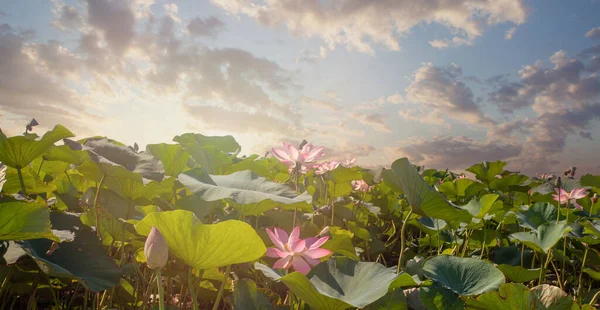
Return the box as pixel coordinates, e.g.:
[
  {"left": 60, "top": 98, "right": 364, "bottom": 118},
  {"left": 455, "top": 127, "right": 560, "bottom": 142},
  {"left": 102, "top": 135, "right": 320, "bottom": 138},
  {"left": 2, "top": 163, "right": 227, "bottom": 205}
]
[
  {"left": 265, "top": 226, "right": 331, "bottom": 275},
  {"left": 144, "top": 226, "right": 169, "bottom": 269},
  {"left": 271, "top": 142, "right": 325, "bottom": 168},
  {"left": 552, "top": 188, "right": 588, "bottom": 210},
  {"left": 341, "top": 158, "right": 356, "bottom": 168},
  {"left": 315, "top": 161, "right": 340, "bottom": 175},
  {"left": 351, "top": 179, "right": 370, "bottom": 192}
]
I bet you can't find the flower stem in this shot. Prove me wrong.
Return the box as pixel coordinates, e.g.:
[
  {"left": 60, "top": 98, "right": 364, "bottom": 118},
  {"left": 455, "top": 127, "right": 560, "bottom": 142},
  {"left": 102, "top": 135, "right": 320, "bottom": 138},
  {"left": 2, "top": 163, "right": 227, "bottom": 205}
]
[
  {"left": 397, "top": 210, "right": 413, "bottom": 273},
  {"left": 93, "top": 175, "right": 106, "bottom": 239},
  {"left": 155, "top": 268, "right": 165, "bottom": 310},
  {"left": 577, "top": 244, "right": 589, "bottom": 302},
  {"left": 16, "top": 167, "right": 27, "bottom": 195},
  {"left": 188, "top": 268, "right": 201, "bottom": 310},
  {"left": 212, "top": 265, "right": 231, "bottom": 310}
]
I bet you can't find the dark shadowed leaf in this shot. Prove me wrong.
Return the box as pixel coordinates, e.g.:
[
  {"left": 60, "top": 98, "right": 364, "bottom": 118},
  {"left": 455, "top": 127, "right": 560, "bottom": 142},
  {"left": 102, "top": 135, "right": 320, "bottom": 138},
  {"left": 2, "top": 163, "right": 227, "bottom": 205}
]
[{"left": 233, "top": 279, "right": 274, "bottom": 310}]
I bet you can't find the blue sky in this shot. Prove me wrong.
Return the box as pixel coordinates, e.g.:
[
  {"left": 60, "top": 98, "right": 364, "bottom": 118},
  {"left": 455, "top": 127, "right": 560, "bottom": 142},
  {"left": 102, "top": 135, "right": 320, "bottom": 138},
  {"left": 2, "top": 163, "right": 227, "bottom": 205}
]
[{"left": 0, "top": 0, "right": 599, "bottom": 175}]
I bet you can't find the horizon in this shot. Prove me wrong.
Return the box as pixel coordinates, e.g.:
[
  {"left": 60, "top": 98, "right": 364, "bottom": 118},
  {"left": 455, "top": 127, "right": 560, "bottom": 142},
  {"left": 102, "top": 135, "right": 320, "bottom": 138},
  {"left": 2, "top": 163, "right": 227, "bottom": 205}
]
[{"left": 1, "top": 0, "right": 600, "bottom": 176}]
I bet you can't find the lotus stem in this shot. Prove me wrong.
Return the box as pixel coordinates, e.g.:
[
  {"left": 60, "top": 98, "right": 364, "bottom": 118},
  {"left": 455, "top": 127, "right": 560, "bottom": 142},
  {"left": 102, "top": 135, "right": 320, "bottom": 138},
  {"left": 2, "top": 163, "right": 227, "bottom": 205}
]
[
  {"left": 188, "top": 268, "right": 201, "bottom": 310},
  {"left": 577, "top": 244, "right": 589, "bottom": 301},
  {"left": 93, "top": 175, "right": 106, "bottom": 239},
  {"left": 155, "top": 268, "right": 165, "bottom": 310},
  {"left": 212, "top": 265, "right": 231, "bottom": 310},
  {"left": 16, "top": 167, "right": 26, "bottom": 195},
  {"left": 560, "top": 211, "right": 569, "bottom": 287},
  {"left": 397, "top": 210, "right": 413, "bottom": 273},
  {"left": 590, "top": 289, "right": 600, "bottom": 306}
]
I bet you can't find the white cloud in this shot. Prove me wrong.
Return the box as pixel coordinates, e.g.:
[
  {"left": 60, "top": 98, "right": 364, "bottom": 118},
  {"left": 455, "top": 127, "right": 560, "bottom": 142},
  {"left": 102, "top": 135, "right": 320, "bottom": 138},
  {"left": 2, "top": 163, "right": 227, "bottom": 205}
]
[
  {"left": 505, "top": 27, "right": 517, "bottom": 40},
  {"left": 301, "top": 96, "right": 341, "bottom": 111},
  {"left": 585, "top": 26, "right": 600, "bottom": 40},
  {"left": 187, "top": 16, "right": 225, "bottom": 37},
  {"left": 211, "top": 0, "right": 527, "bottom": 54}
]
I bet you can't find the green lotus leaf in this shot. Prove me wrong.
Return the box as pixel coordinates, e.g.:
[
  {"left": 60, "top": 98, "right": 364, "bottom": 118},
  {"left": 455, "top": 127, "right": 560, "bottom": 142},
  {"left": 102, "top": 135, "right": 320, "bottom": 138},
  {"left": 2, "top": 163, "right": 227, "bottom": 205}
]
[
  {"left": 466, "top": 161, "right": 506, "bottom": 184},
  {"left": 81, "top": 138, "right": 165, "bottom": 181},
  {"left": 497, "top": 264, "right": 540, "bottom": 283},
  {"left": 179, "top": 169, "right": 312, "bottom": 213},
  {"left": 0, "top": 125, "right": 74, "bottom": 169},
  {"left": 146, "top": 143, "right": 191, "bottom": 177},
  {"left": 510, "top": 222, "right": 571, "bottom": 253},
  {"left": 419, "top": 284, "right": 464, "bottom": 310},
  {"left": 306, "top": 257, "right": 399, "bottom": 308},
  {"left": 135, "top": 210, "right": 266, "bottom": 270},
  {"left": 0, "top": 200, "right": 58, "bottom": 242},
  {"left": 460, "top": 194, "right": 500, "bottom": 219},
  {"left": 517, "top": 203, "right": 563, "bottom": 231},
  {"left": 529, "top": 284, "right": 573, "bottom": 309},
  {"left": 233, "top": 279, "right": 274, "bottom": 310},
  {"left": 20, "top": 212, "right": 121, "bottom": 292},
  {"left": 438, "top": 178, "right": 474, "bottom": 199},
  {"left": 43, "top": 145, "right": 91, "bottom": 166},
  {"left": 254, "top": 263, "right": 350, "bottom": 310},
  {"left": 384, "top": 158, "right": 472, "bottom": 223},
  {"left": 173, "top": 133, "right": 240, "bottom": 174},
  {"left": 465, "top": 283, "right": 530, "bottom": 310},
  {"left": 422, "top": 255, "right": 505, "bottom": 296}
]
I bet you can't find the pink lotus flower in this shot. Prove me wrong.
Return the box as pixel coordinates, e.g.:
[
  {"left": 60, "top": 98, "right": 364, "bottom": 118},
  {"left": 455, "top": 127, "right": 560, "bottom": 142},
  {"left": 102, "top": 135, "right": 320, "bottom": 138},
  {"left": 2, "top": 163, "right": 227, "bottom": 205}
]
[
  {"left": 351, "top": 179, "right": 370, "bottom": 192},
  {"left": 552, "top": 188, "right": 588, "bottom": 210},
  {"left": 315, "top": 161, "right": 340, "bottom": 175},
  {"left": 457, "top": 174, "right": 467, "bottom": 179},
  {"left": 271, "top": 142, "right": 325, "bottom": 168},
  {"left": 265, "top": 226, "right": 331, "bottom": 275},
  {"left": 341, "top": 158, "right": 356, "bottom": 168}
]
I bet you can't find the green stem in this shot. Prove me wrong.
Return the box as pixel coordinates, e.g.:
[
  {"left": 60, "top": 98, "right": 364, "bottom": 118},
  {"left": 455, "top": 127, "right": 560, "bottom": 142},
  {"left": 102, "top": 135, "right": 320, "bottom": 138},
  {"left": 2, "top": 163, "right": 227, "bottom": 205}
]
[
  {"left": 577, "top": 244, "right": 589, "bottom": 301},
  {"left": 36, "top": 159, "right": 44, "bottom": 175},
  {"left": 155, "top": 268, "right": 165, "bottom": 310},
  {"left": 560, "top": 210, "right": 569, "bottom": 287},
  {"left": 93, "top": 175, "right": 106, "bottom": 239},
  {"left": 188, "top": 269, "right": 201, "bottom": 310},
  {"left": 212, "top": 265, "right": 231, "bottom": 310},
  {"left": 480, "top": 221, "right": 487, "bottom": 259},
  {"left": 397, "top": 210, "right": 413, "bottom": 273},
  {"left": 16, "top": 167, "right": 26, "bottom": 195},
  {"left": 590, "top": 289, "right": 600, "bottom": 306}
]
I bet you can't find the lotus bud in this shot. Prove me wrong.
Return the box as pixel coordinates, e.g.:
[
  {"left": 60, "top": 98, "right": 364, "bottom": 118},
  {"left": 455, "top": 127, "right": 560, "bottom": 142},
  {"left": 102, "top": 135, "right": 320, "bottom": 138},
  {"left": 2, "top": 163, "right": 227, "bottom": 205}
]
[
  {"left": 318, "top": 226, "right": 332, "bottom": 238},
  {"left": 564, "top": 169, "right": 571, "bottom": 177},
  {"left": 592, "top": 193, "right": 598, "bottom": 204},
  {"left": 570, "top": 166, "right": 577, "bottom": 178},
  {"left": 144, "top": 226, "right": 168, "bottom": 270},
  {"left": 26, "top": 118, "right": 39, "bottom": 132}
]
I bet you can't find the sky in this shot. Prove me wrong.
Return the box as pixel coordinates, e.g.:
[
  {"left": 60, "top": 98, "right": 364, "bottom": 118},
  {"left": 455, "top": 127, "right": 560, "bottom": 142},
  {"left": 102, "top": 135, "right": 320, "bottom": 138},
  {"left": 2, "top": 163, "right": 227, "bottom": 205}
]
[{"left": 0, "top": 0, "right": 599, "bottom": 175}]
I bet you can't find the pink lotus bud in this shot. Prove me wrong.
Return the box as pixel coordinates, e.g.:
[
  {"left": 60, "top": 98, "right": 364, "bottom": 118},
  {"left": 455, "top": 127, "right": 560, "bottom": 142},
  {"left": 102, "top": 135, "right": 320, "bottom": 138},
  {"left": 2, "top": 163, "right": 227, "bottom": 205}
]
[
  {"left": 318, "top": 226, "right": 331, "bottom": 238},
  {"left": 592, "top": 193, "right": 598, "bottom": 204},
  {"left": 144, "top": 226, "right": 168, "bottom": 269}
]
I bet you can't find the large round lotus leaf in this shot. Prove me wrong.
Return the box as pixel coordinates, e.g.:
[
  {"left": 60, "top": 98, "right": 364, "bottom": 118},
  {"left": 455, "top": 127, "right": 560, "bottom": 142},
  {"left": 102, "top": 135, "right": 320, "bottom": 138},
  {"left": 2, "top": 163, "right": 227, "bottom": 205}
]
[
  {"left": 0, "top": 200, "right": 58, "bottom": 242},
  {"left": 20, "top": 212, "right": 121, "bottom": 292},
  {"left": 383, "top": 158, "right": 472, "bottom": 223},
  {"left": 135, "top": 210, "right": 266, "bottom": 270},
  {"left": 422, "top": 255, "right": 505, "bottom": 296},
  {"left": 465, "top": 161, "right": 506, "bottom": 184},
  {"left": 306, "top": 257, "right": 400, "bottom": 308}
]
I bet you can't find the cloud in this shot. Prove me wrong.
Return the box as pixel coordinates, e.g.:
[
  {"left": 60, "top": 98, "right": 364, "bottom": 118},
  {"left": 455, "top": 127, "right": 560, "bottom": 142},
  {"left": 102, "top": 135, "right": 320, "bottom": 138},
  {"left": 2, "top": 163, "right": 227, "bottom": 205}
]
[
  {"left": 0, "top": 25, "right": 99, "bottom": 135},
  {"left": 296, "top": 47, "right": 327, "bottom": 64},
  {"left": 301, "top": 96, "right": 340, "bottom": 111},
  {"left": 585, "top": 26, "right": 600, "bottom": 40},
  {"left": 211, "top": 0, "right": 527, "bottom": 54},
  {"left": 183, "top": 103, "right": 300, "bottom": 135},
  {"left": 390, "top": 136, "right": 522, "bottom": 170},
  {"left": 487, "top": 47, "right": 600, "bottom": 173},
  {"left": 505, "top": 27, "right": 517, "bottom": 40},
  {"left": 187, "top": 16, "right": 225, "bottom": 37},
  {"left": 405, "top": 63, "right": 495, "bottom": 126},
  {"left": 52, "top": 3, "right": 84, "bottom": 30},
  {"left": 351, "top": 112, "right": 392, "bottom": 133},
  {"left": 86, "top": 0, "right": 136, "bottom": 55}
]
